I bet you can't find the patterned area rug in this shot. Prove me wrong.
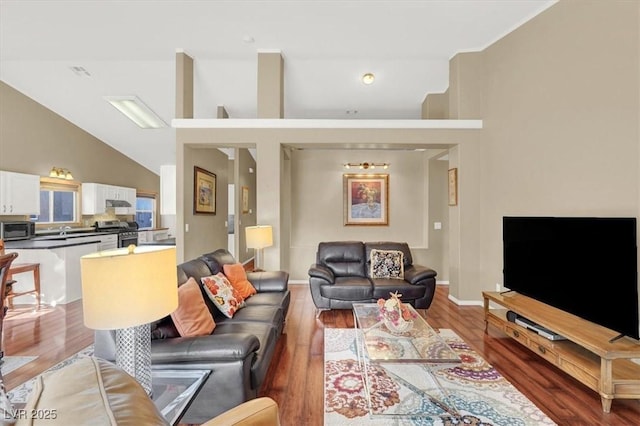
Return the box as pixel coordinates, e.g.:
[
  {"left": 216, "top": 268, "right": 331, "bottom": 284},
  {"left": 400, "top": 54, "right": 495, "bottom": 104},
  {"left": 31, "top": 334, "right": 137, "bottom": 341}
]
[
  {"left": 1, "top": 356, "right": 38, "bottom": 376},
  {"left": 7, "top": 345, "right": 94, "bottom": 404},
  {"left": 324, "top": 328, "right": 556, "bottom": 426}
]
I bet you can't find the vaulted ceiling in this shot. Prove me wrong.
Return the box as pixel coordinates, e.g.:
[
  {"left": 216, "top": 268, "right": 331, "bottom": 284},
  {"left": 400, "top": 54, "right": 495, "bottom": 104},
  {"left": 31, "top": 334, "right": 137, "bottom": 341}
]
[{"left": 0, "top": 0, "right": 557, "bottom": 173}]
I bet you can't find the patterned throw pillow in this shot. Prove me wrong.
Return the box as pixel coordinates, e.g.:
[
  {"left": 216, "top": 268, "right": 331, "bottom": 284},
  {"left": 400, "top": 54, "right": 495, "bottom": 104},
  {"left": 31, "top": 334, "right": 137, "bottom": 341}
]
[
  {"left": 201, "top": 273, "right": 243, "bottom": 318},
  {"left": 370, "top": 249, "right": 405, "bottom": 279}
]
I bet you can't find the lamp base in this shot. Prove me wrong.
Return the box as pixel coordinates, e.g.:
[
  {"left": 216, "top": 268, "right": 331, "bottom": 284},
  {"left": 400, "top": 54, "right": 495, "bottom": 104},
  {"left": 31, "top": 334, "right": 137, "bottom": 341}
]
[{"left": 116, "top": 324, "right": 152, "bottom": 396}]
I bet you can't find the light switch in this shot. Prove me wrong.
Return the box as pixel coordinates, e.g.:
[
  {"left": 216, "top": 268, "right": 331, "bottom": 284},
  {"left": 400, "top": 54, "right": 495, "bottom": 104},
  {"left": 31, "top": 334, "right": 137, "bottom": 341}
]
[
  {"left": 434, "top": 222, "right": 442, "bottom": 230},
  {"left": 185, "top": 223, "right": 189, "bottom": 232}
]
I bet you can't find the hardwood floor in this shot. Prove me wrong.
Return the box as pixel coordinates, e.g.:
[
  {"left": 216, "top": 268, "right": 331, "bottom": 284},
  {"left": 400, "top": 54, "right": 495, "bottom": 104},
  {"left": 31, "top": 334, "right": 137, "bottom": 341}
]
[{"left": 3, "top": 285, "right": 640, "bottom": 425}]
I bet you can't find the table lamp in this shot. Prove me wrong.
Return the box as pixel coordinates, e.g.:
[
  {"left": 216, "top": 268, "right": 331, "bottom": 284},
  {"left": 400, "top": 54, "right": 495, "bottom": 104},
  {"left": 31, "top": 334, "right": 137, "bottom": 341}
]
[
  {"left": 245, "top": 225, "right": 273, "bottom": 271},
  {"left": 81, "top": 245, "right": 177, "bottom": 395}
]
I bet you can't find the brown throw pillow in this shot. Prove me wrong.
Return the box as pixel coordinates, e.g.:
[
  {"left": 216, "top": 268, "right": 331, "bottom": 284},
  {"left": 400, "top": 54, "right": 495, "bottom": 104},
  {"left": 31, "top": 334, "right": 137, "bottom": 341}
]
[{"left": 170, "top": 277, "right": 215, "bottom": 337}]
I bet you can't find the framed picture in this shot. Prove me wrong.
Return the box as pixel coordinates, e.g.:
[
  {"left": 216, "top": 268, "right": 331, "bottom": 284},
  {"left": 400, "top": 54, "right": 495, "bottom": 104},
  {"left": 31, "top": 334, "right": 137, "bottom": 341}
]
[
  {"left": 448, "top": 168, "right": 458, "bottom": 206},
  {"left": 194, "top": 166, "right": 216, "bottom": 214},
  {"left": 343, "top": 174, "right": 389, "bottom": 226},
  {"left": 241, "top": 186, "right": 250, "bottom": 214}
]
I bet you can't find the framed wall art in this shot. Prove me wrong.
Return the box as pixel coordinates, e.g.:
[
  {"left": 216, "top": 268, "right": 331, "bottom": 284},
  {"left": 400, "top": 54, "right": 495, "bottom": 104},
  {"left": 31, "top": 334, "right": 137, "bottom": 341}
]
[
  {"left": 448, "top": 168, "right": 458, "bottom": 206},
  {"left": 194, "top": 166, "right": 216, "bottom": 214},
  {"left": 241, "top": 186, "right": 250, "bottom": 214},
  {"left": 343, "top": 173, "right": 389, "bottom": 226}
]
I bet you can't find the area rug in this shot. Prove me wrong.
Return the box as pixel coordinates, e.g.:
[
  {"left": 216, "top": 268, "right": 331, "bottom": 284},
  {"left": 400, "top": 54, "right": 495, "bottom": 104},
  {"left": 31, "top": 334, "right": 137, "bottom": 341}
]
[
  {"left": 324, "top": 328, "right": 556, "bottom": 426},
  {"left": 1, "top": 356, "right": 38, "bottom": 376},
  {"left": 7, "top": 345, "right": 94, "bottom": 404}
]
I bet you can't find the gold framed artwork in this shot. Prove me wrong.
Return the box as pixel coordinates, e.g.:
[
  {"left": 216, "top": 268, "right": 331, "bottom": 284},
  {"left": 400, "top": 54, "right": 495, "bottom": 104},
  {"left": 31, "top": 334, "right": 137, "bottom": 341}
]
[
  {"left": 343, "top": 174, "right": 389, "bottom": 226},
  {"left": 448, "top": 168, "right": 458, "bottom": 206},
  {"left": 241, "top": 186, "right": 250, "bottom": 214},
  {"left": 194, "top": 166, "right": 216, "bottom": 214}
]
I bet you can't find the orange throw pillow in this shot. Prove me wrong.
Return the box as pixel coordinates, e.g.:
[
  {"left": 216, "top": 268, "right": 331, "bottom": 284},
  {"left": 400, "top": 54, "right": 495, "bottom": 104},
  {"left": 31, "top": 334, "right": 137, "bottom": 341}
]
[
  {"left": 223, "top": 263, "right": 257, "bottom": 301},
  {"left": 170, "top": 277, "right": 215, "bottom": 337}
]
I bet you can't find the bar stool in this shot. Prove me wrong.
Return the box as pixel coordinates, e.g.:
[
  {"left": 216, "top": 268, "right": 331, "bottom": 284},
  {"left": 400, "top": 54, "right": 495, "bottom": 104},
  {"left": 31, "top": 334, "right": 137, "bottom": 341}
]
[{"left": 0, "top": 240, "right": 40, "bottom": 309}]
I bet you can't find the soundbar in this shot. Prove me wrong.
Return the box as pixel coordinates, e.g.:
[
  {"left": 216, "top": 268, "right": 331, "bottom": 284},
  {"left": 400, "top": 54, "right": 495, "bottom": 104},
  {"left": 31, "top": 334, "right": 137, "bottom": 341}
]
[{"left": 506, "top": 311, "right": 567, "bottom": 341}]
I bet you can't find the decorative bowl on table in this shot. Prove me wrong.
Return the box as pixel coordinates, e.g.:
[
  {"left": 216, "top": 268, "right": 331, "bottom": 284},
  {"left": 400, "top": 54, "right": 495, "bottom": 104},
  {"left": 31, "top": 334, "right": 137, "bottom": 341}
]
[{"left": 377, "top": 291, "right": 417, "bottom": 334}]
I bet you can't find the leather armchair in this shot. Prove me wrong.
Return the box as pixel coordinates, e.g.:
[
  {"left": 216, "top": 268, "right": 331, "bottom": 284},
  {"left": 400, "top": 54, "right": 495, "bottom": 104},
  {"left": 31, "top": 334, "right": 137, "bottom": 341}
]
[
  {"left": 15, "top": 357, "right": 280, "bottom": 425},
  {"left": 309, "top": 241, "right": 437, "bottom": 311}
]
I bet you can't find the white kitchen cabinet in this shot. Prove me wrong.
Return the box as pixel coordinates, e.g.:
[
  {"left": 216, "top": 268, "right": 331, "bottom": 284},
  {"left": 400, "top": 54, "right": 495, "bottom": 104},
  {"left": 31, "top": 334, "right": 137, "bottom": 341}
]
[
  {"left": 153, "top": 229, "right": 169, "bottom": 241},
  {"left": 81, "top": 183, "right": 105, "bottom": 215},
  {"left": 160, "top": 165, "right": 176, "bottom": 215},
  {"left": 82, "top": 183, "right": 136, "bottom": 215},
  {"left": 0, "top": 170, "right": 40, "bottom": 215},
  {"left": 123, "top": 187, "right": 137, "bottom": 214},
  {"left": 137, "top": 230, "right": 150, "bottom": 243}
]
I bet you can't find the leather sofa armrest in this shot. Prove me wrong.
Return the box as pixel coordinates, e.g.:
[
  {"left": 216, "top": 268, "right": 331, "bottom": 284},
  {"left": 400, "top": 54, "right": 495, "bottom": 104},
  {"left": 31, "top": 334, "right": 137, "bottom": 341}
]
[
  {"left": 151, "top": 333, "right": 260, "bottom": 364},
  {"left": 308, "top": 264, "right": 335, "bottom": 283},
  {"left": 404, "top": 265, "right": 437, "bottom": 285},
  {"left": 202, "top": 397, "right": 280, "bottom": 426},
  {"left": 247, "top": 270, "right": 289, "bottom": 292}
]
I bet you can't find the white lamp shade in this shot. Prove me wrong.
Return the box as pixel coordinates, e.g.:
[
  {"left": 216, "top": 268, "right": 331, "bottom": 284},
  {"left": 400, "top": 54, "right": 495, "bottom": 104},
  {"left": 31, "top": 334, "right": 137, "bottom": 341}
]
[
  {"left": 245, "top": 225, "right": 273, "bottom": 249},
  {"left": 81, "top": 246, "right": 178, "bottom": 330}
]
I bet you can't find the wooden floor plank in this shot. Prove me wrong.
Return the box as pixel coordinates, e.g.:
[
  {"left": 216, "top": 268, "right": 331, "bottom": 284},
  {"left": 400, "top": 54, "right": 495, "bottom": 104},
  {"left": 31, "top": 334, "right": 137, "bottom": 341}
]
[{"left": 4, "top": 285, "right": 640, "bottom": 425}]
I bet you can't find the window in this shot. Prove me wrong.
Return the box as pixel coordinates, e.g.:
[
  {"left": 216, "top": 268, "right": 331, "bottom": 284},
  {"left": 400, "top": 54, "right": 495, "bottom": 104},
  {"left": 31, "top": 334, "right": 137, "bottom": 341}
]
[
  {"left": 30, "top": 178, "right": 81, "bottom": 226},
  {"left": 136, "top": 192, "right": 157, "bottom": 229}
]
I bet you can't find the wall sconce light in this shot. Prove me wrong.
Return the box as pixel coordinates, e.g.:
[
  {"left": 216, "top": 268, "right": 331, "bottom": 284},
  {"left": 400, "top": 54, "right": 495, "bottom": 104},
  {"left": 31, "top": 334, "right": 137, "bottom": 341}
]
[
  {"left": 343, "top": 162, "right": 389, "bottom": 170},
  {"left": 49, "top": 167, "right": 74, "bottom": 180}
]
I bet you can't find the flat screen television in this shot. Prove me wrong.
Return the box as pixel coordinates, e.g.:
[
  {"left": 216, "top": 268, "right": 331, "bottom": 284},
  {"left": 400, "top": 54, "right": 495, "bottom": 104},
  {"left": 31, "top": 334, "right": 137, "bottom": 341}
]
[{"left": 503, "top": 216, "right": 639, "bottom": 340}]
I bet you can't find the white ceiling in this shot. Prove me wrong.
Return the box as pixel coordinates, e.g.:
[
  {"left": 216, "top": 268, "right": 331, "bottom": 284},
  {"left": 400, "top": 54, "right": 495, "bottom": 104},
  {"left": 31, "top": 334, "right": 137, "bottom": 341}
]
[{"left": 0, "top": 0, "right": 556, "bottom": 174}]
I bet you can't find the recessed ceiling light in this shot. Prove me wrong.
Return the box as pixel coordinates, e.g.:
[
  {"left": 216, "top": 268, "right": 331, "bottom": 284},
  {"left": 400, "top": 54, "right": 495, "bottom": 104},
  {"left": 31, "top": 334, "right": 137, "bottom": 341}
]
[{"left": 362, "top": 73, "right": 375, "bottom": 85}]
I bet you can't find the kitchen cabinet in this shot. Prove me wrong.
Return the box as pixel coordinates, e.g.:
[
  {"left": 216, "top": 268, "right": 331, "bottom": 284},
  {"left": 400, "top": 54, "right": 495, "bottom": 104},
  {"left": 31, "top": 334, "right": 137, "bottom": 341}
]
[
  {"left": 153, "top": 229, "right": 169, "bottom": 241},
  {"left": 82, "top": 183, "right": 136, "bottom": 215},
  {"left": 137, "top": 230, "right": 151, "bottom": 243},
  {"left": 0, "top": 171, "right": 40, "bottom": 215}
]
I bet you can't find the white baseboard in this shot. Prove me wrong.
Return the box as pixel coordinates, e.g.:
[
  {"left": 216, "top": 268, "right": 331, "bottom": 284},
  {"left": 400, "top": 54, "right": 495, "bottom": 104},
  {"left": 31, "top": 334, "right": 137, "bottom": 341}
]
[
  {"left": 447, "top": 293, "right": 484, "bottom": 306},
  {"left": 436, "top": 280, "right": 449, "bottom": 285}
]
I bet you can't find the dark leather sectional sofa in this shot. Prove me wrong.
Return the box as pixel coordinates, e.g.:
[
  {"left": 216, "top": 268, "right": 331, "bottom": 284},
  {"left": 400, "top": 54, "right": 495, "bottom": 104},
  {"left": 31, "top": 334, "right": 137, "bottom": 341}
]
[
  {"left": 94, "top": 249, "right": 289, "bottom": 424},
  {"left": 308, "top": 241, "right": 437, "bottom": 312}
]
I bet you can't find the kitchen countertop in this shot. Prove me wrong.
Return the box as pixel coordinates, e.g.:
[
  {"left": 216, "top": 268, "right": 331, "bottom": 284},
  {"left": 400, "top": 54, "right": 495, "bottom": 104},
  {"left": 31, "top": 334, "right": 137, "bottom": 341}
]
[{"left": 5, "top": 237, "right": 102, "bottom": 250}]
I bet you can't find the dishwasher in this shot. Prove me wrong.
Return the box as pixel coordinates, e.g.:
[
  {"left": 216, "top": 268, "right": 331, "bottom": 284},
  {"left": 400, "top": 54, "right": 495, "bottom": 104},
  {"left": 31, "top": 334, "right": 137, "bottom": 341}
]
[{"left": 98, "top": 233, "right": 118, "bottom": 251}]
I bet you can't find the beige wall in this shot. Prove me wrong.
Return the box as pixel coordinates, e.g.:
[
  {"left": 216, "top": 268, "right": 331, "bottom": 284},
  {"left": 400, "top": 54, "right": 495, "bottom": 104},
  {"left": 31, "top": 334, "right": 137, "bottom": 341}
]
[
  {"left": 0, "top": 82, "right": 159, "bottom": 196},
  {"left": 234, "top": 148, "right": 257, "bottom": 263},
  {"left": 448, "top": 0, "right": 640, "bottom": 302},
  {"left": 287, "top": 148, "right": 446, "bottom": 281},
  {"left": 182, "top": 146, "right": 229, "bottom": 261},
  {"left": 174, "top": 1, "right": 639, "bottom": 305}
]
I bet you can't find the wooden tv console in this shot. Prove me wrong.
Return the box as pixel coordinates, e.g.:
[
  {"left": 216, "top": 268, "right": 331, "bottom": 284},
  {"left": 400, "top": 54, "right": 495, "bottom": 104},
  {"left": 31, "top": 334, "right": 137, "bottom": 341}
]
[{"left": 483, "top": 291, "right": 640, "bottom": 412}]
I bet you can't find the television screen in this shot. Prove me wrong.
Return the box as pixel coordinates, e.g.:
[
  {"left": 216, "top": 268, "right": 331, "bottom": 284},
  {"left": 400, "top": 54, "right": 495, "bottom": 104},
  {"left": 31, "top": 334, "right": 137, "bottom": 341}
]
[{"left": 503, "top": 216, "right": 639, "bottom": 340}]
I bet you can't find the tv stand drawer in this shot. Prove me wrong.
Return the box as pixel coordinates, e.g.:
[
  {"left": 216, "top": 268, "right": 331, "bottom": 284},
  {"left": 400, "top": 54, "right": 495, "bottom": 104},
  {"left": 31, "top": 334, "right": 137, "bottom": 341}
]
[{"left": 528, "top": 340, "right": 558, "bottom": 363}]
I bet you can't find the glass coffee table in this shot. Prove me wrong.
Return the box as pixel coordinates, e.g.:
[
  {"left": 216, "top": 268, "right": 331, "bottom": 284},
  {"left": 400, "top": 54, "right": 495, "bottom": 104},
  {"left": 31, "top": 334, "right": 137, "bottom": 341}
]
[
  {"left": 152, "top": 369, "right": 210, "bottom": 425},
  {"left": 352, "top": 303, "right": 461, "bottom": 419}
]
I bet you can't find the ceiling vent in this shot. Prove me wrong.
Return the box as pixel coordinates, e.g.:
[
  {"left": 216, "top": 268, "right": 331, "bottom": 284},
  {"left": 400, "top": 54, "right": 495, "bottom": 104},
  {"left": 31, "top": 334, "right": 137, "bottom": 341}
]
[{"left": 69, "top": 66, "right": 91, "bottom": 77}]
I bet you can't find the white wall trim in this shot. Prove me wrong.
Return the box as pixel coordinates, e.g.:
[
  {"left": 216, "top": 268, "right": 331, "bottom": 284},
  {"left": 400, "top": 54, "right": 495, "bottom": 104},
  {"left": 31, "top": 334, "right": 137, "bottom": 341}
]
[
  {"left": 436, "top": 280, "right": 449, "bottom": 285},
  {"left": 447, "top": 293, "right": 484, "bottom": 306},
  {"left": 289, "top": 279, "right": 310, "bottom": 285},
  {"left": 173, "top": 118, "right": 483, "bottom": 130}
]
